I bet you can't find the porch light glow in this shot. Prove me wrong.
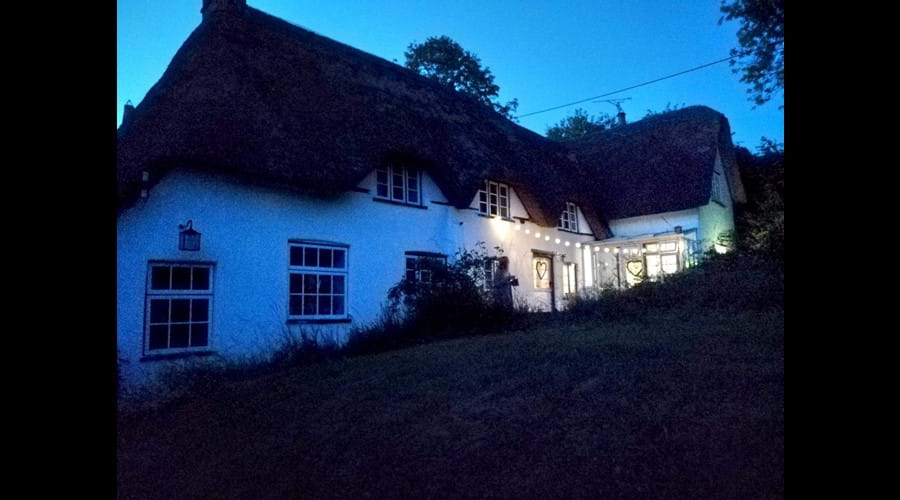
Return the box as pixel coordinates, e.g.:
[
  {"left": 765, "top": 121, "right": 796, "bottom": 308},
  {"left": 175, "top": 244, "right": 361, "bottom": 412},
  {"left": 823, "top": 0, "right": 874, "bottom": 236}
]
[
  {"left": 593, "top": 246, "right": 600, "bottom": 252},
  {"left": 555, "top": 238, "right": 561, "bottom": 244},
  {"left": 604, "top": 247, "right": 610, "bottom": 253},
  {"left": 544, "top": 235, "right": 550, "bottom": 241},
  {"left": 534, "top": 232, "right": 541, "bottom": 238},
  {"left": 178, "top": 220, "right": 201, "bottom": 251},
  {"left": 613, "top": 248, "right": 619, "bottom": 254},
  {"left": 525, "top": 228, "right": 530, "bottom": 234},
  {"left": 514, "top": 224, "right": 521, "bottom": 230},
  {"left": 564, "top": 241, "right": 570, "bottom": 246},
  {"left": 575, "top": 242, "right": 581, "bottom": 248}
]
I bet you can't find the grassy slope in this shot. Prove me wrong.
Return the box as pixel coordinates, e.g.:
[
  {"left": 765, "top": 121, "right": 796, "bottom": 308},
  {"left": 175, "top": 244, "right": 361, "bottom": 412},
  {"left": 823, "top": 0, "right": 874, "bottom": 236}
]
[{"left": 118, "top": 307, "right": 783, "bottom": 499}]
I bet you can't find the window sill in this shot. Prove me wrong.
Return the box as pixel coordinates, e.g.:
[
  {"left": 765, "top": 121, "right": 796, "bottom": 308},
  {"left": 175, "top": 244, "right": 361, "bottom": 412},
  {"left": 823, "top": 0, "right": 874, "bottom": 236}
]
[
  {"left": 287, "top": 318, "right": 353, "bottom": 324},
  {"left": 557, "top": 228, "right": 591, "bottom": 235},
  {"left": 372, "top": 197, "right": 427, "bottom": 209},
  {"left": 140, "top": 350, "right": 217, "bottom": 363},
  {"left": 710, "top": 199, "right": 726, "bottom": 208},
  {"left": 476, "top": 213, "right": 514, "bottom": 222}
]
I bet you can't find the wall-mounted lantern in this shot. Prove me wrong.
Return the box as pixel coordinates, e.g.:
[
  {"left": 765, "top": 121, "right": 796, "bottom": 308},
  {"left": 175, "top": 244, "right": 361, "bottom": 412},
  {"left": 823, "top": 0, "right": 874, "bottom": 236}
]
[{"left": 178, "top": 220, "right": 201, "bottom": 251}]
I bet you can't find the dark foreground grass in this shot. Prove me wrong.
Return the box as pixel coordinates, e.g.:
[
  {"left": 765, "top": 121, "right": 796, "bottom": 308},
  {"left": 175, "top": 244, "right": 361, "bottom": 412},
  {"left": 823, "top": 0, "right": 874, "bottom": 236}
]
[{"left": 118, "top": 307, "right": 783, "bottom": 499}]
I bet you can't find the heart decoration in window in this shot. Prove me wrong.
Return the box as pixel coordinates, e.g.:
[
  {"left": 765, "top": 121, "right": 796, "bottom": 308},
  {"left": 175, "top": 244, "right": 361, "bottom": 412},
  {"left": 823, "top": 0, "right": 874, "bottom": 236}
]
[
  {"left": 626, "top": 260, "right": 644, "bottom": 277},
  {"left": 535, "top": 260, "right": 548, "bottom": 280}
]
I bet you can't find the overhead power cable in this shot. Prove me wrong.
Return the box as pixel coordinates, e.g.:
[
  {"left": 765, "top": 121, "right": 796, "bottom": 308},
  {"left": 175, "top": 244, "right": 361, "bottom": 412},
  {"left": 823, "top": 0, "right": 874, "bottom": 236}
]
[{"left": 515, "top": 54, "right": 740, "bottom": 119}]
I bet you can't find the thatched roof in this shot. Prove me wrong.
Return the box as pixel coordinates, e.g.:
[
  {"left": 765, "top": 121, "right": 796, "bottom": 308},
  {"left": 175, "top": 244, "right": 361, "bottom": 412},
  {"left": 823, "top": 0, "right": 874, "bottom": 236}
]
[
  {"left": 566, "top": 106, "right": 747, "bottom": 220},
  {"left": 116, "top": 2, "right": 609, "bottom": 233}
]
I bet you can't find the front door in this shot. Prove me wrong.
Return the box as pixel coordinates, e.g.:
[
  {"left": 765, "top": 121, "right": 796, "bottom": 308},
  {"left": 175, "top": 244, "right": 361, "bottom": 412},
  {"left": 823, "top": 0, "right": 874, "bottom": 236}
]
[{"left": 532, "top": 251, "right": 556, "bottom": 312}]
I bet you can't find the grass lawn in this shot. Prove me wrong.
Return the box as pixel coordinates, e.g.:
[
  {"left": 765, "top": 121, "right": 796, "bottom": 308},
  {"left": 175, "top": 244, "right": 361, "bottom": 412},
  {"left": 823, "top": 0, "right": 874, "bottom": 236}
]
[{"left": 117, "top": 308, "right": 784, "bottom": 499}]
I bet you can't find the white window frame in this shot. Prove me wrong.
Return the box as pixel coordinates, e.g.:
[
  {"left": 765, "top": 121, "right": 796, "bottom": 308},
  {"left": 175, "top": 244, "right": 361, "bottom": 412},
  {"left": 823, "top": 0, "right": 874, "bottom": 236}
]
[
  {"left": 288, "top": 242, "right": 349, "bottom": 320},
  {"left": 376, "top": 164, "right": 421, "bottom": 205},
  {"left": 711, "top": 168, "right": 726, "bottom": 205},
  {"left": 405, "top": 252, "right": 448, "bottom": 284},
  {"left": 643, "top": 241, "right": 680, "bottom": 279},
  {"left": 478, "top": 180, "right": 510, "bottom": 219},
  {"left": 558, "top": 202, "right": 579, "bottom": 232},
  {"left": 144, "top": 261, "right": 214, "bottom": 355},
  {"left": 480, "top": 257, "right": 499, "bottom": 292}
]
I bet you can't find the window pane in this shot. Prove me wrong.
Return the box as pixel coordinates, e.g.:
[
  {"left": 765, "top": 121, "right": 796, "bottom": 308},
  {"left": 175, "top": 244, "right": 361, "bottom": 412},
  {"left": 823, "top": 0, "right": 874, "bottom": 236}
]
[
  {"left": 191, "top": 299, "right": 209, "bottom": 322},
  {"left": 489, "top": 183, "right": 497, "bottom": 194},
  {"left": 151, "top": 266, "right": 170, "bottom": 290},
  {"left": 377, "top": 184, "right": 388, "bottom": 198},
  {"left": 148, "top": 325, "right": 168, "bottom": 350},
  {"left": 479, "top": 202, "right": 488, "bottom": 213},
  {"left": 407, "top": 170, "right": 418, "bottom": 189},
  {"left": 332, "top": 250, "right": 346, "bottom": 269},
  {"left": 499, "top": 185, "right": 507, "bottom": 197},
  {"left": 332, "top": 295, "right": 345, "bottom": 315},
  {"left": 289, "top": 295, "right": 302, "bottom": 315},
  {"left": 479, "top": 191, "right": 487, "bottom": 203},
  {"left": 303, "top": 295, "right": 317, "bottom": 315},
  {"left": 333, "top": 275, "right": 345, "bottom": 294},
  {"left": 318, "top": 295, "right": 332, "bottom": 316},
  {"left": 171, "top": 299, "right": 190, "bottom": 322},
  {"left": 406, "top": 270, "right": 416, "bottom": 281},
  {"left": 172, "top": 267, "right": 191, "bottom": 290},
  {"left": 407, "top": 189, "right": 418, "bottom": 204},
  {"left": 304, "top": 247, "right": 318, "bottom": 267},
  {"left": 500, "top": 206, "right": 508, "bottom": 219},
  {"left": 304, "top": 274, "right": 317, "bottom": 294},
  {"left": 192, "top": 267, "right": 210, "bottom": 290},
  {"left": 392, "top": 185, "right": 404, "bottom": 201},
  {"left": 376, "top": 168, "right": 388, "bottom": 184},
  {"left": 190, "top": 323, "right": 208, "bottom": 347},
  {"left": 319, "top": 275, "right": 332, "bottom": 294},
  {"left": 660, "top": 242, "right": 677, "bottom": 252},
  {"left": 319, "top": 249, "right": 333, "bottom": 268},
  {"left": 150, "top": 299, "right": 170, "bottom": 323},
  {"left": 290, "top": 273, "right": 303, "bottom": 293},
  {"left": 662, "top": 255, "right": 678, "bottom": 273},
  {"left": 290, "top": 246, "right": 304, "bottom": 266},
  {"left": 170, "top": 324, "right": 189, "bottom": 348}
]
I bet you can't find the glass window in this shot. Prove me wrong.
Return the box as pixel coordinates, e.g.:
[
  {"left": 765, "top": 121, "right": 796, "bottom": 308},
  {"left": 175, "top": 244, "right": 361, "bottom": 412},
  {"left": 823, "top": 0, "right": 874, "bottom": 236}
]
[
  {"left": 478, "top": 180, "right": 511, "bottom": 218},
  {"left": 289, "top": 243, "right": 349, "bottom": 319},
  {"left": 145, "top": 263, "right": 213, "bottom": 353},
  {"left": 558, "top": 202, "right": 579, "bottom": 232},
  {"left": 375, "top": 165, "right": 421, "bottom": 206}
]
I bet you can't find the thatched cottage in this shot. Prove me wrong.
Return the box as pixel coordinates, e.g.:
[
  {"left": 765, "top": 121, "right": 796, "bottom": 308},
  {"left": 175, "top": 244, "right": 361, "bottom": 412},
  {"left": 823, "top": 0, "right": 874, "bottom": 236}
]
[{"left": 117, "top": 0, "right": 745, "bottom": 385}]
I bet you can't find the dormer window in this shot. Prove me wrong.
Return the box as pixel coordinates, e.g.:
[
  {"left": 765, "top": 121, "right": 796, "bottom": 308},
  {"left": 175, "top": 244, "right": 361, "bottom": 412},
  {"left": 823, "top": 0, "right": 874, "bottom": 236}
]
[
  {"left": 376, "top": 165, "right": 420, "bottom": 205},
  {"left": 478, "top": 180, "right": 510, "bottom": 218},
  {"left": 558, "top": 202, "right": 579, "bottom": 232}
]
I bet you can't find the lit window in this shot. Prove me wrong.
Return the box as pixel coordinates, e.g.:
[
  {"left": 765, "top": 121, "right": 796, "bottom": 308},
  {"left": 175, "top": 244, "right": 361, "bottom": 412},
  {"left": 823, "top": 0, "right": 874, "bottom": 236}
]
[
  {"left": 533, "top": 255, "right": 551, "bottom": 289},
  {"left": 376, "top": 165, "right": 420, "bottom": 205},
  {"left": 146, "top": 262, "right": 213, "bottom": 353},
  {"left": 562, "top": 262, "right": 577, "bottom": 295},
  {"left": 478, "top": 180, "right": 510, "bottom": 218},
  {"left": 289, "top": 242, "right": 348, "bottom": 319},
  {"left": 558, "top": 202, "right": 579, "bottom": 232},
  {"left": 643, "top": 240, "right": 680, "bottom": 279}
]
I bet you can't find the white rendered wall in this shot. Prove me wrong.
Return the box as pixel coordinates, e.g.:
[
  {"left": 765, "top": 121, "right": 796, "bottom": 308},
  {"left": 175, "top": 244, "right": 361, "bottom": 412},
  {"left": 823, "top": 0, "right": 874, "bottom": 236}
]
[
  {"left": 118, "top": 168, "right": 597, "bottom": 386},
  {"left": 697, "top": 151, "right": 736, "bottom": 249},
  {"left": 607, "top": 208, "right": 700, "bottom": 239}
]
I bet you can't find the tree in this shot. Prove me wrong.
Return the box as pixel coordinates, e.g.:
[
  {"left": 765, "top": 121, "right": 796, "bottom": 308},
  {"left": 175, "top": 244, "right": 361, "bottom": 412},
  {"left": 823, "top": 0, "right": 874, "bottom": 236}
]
[
  {"left": 719, "top": 0, "right": 784, "bottom": 108},
  {"left": 545, "top": 108, "right": 617, "bottom": 141},
  {"left": 405, "top": 36, "right": 519, "bottom": 120},
  {"left": 733, "top": 137, "right": 784, "bottom": 259}
]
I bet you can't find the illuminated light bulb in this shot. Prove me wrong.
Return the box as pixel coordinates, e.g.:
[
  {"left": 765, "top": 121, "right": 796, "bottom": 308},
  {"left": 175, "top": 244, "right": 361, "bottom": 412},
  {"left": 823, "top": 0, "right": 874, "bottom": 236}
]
[
  {"left": 604, "top": 247, "right": 610, "bottom": 253},
  {"left": 544, "top": 235, "right": 550, "bottom": 241},
  {"left": 555, "top": 238, "right": 561, "bottom": 244},
  {"left": 524, "top": 228, "right": 530, "bottom": 234},
  {"left": 575, "top": 242, "right": 581, "bottom": 248},
  {"left": 564, "top": 241, "right": 570, "bottom": 247},
  {"left": 613, "top": 248, "right": 619, "bottom": 254},
  {"left": 593, "top": 246, "right": 600, "bottom": 252},
  {"left": 514, "top": 224, "right": 521, "bottom": 231},
  {"left": 534, "top": 232, "right": 541, "bottom": 238}
]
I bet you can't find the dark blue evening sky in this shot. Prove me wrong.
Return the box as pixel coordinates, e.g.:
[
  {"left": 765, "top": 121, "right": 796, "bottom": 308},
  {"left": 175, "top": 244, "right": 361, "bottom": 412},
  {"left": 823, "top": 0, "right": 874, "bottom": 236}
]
[{"left": 117, "top": 0, "right": 783, "bottom": 149}]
